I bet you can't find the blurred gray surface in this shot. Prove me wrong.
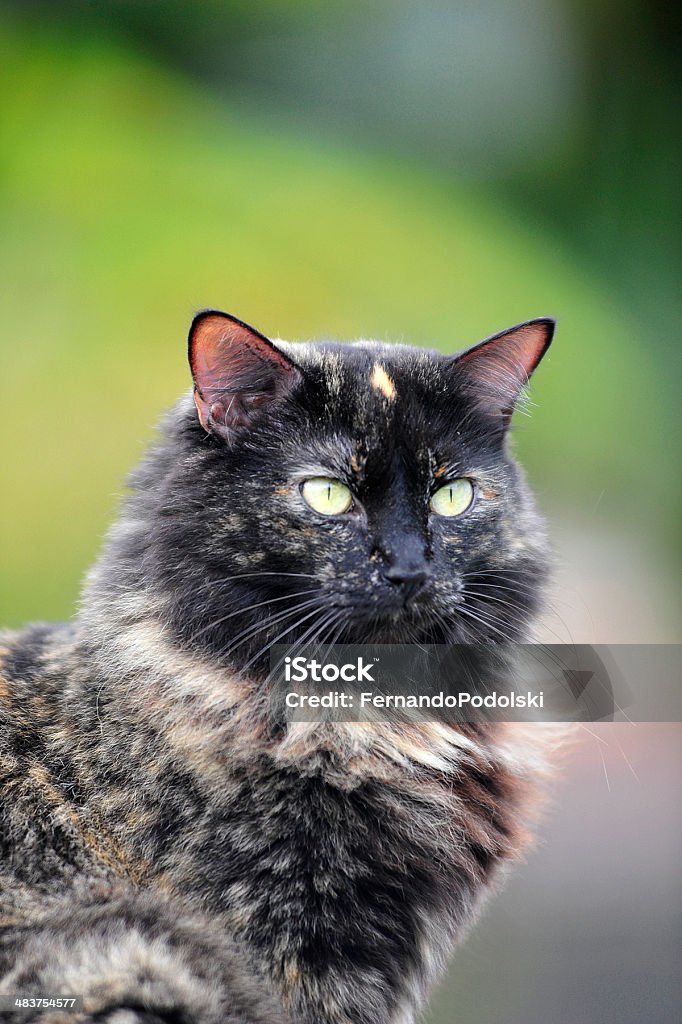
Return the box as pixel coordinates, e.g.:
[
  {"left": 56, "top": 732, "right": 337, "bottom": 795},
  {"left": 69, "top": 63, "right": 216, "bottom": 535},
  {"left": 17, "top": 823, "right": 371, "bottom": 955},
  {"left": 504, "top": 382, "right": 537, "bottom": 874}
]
[{"left": 427, "top": 723, "right": 682, "bottom": 1024}]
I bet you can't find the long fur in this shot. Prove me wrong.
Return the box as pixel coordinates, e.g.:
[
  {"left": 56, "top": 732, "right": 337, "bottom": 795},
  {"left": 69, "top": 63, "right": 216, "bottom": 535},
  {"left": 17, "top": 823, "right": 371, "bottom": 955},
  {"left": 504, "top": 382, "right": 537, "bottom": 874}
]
[{"left": 1, "top": 320, "right": 558, "bottom": 1023}]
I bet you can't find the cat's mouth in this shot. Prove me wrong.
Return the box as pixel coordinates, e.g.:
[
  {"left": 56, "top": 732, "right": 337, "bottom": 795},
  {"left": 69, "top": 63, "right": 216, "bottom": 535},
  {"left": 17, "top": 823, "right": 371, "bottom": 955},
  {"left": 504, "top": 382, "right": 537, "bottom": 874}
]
[{"left": 331, "top": 591, "right": 448, "bottom": 644}]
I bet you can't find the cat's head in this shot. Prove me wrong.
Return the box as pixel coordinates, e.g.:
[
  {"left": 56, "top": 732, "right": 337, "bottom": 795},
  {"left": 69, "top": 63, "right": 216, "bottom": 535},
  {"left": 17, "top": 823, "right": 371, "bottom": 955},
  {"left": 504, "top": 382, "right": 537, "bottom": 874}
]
[{"left": 101, "top": 311, "right": 554, "bottom": 671}]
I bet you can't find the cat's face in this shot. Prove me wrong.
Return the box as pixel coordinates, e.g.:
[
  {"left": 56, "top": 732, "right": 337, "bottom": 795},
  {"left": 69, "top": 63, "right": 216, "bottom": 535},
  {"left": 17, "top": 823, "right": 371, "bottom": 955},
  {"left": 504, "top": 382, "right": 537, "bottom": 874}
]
[{"left": 135, "top": 312, "right": 553, "bottom": 670}]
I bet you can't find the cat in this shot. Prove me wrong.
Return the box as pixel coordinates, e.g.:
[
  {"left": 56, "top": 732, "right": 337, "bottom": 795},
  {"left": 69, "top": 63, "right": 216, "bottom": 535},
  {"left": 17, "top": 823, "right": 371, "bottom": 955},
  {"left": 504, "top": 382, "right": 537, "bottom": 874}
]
[{"left": 0, "top": 310, "right": 556, "bottom": 1024}]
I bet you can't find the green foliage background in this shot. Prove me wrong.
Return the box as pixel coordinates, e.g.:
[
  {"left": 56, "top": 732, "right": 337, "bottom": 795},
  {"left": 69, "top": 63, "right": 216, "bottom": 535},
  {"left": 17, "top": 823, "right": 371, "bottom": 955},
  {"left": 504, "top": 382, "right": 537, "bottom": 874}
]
[{"left": 1, "top": 16, "right": 678, "bottom": 627}]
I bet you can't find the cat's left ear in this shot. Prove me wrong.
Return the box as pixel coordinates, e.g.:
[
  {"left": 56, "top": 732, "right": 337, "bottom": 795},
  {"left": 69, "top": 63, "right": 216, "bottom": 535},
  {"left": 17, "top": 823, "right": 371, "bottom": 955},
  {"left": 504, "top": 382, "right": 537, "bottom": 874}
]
[
  {"left": 188, "top": 310, "right": 302, "bottom": 442},
  {"left": 451, "top": 318, "right": 555, "bottom": 425}
]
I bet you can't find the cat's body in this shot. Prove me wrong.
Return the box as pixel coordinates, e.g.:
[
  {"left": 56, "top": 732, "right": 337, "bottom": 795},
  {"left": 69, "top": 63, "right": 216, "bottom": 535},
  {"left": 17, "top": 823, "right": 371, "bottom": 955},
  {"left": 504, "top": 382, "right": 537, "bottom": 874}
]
[{"left": 1, "top": 313, "right": 556, "bottom": 1024}]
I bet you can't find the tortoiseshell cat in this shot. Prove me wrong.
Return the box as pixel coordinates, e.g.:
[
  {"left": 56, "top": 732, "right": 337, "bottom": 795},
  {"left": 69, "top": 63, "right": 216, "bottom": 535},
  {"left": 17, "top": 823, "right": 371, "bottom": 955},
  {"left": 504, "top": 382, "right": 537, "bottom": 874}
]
[{"left": 0, "top": 311, "right": 556, "bottom": 1023}]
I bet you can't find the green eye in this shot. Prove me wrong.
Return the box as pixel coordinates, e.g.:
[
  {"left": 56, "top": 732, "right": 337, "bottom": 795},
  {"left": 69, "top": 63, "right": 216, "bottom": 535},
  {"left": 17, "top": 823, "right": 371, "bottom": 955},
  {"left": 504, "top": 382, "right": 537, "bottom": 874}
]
[
  {"left": 301, "top": 477, "right": 354, "bottom": 516},
  {"left": 430, "top": 478, "right": 474, "bottom": 517}
]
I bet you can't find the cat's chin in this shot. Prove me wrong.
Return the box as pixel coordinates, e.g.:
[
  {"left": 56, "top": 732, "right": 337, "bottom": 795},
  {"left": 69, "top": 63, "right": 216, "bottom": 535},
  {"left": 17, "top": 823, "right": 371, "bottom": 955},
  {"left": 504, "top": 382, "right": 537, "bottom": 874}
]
[
  {"left": 333, "top": 605, "right": 528, "bottom": 646},
  {"left": 329, "top": 607, "right": 461, "bottom": 646}
]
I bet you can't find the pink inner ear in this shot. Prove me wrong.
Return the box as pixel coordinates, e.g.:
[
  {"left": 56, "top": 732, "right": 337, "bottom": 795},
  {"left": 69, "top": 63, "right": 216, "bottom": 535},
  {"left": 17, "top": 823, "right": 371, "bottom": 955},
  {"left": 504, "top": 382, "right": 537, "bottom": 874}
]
[
  {"left": 189, "top": 312, "right": 300, "bottom": 438},
  {"left": 456, "top": 319, "right": 554, "bottom": 417},
  {"left": 190, "top": 315, "right": 295, "bottom": 402}
]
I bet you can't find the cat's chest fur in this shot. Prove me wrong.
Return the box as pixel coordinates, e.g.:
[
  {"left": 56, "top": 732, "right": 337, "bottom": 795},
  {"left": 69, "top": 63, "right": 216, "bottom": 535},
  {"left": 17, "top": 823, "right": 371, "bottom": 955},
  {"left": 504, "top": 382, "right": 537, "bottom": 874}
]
[
  {"left": 1, "top": 624, "right": 542, "bottom": 1023},
  {"left": 1, "top": 619, "right": 537, "bottom": 1020},
  {"left": 93, "top": 645, "right": 541, "bottom": 1022}
]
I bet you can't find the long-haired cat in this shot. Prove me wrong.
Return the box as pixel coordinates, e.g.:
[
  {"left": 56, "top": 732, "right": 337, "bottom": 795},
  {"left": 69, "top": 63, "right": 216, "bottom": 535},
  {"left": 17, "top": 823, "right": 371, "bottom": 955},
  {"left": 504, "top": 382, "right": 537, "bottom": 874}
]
[{"left": 0, "top": 310, "right": 556, "bottom": 1023}]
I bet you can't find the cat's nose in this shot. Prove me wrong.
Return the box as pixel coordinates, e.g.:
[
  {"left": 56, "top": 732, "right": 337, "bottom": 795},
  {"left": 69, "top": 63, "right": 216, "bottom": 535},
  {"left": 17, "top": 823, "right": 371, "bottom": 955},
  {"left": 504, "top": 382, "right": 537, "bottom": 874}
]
[
  {"left": 376, "top": 526, "right": 431, "bottom": 602},
  {"left": 383, "top": 564, "right": 431, "bottom": 602}
]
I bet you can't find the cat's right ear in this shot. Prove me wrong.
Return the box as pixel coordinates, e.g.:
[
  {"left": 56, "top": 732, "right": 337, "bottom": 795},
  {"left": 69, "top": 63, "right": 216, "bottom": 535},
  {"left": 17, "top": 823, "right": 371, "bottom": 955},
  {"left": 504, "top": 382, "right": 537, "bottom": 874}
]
[{"left": 188, "top": 310, "right": 302, "bottom": 442}]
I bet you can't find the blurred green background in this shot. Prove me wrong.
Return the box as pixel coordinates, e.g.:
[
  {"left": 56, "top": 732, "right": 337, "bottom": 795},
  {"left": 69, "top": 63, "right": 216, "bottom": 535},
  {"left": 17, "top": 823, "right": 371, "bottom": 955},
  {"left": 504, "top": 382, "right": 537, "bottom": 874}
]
[
  {"left": 0, "top": 4, "right": 680, "bottom": 1022},
  {"left": 1, "top": 0, "right": 680, "bottom": 630}
]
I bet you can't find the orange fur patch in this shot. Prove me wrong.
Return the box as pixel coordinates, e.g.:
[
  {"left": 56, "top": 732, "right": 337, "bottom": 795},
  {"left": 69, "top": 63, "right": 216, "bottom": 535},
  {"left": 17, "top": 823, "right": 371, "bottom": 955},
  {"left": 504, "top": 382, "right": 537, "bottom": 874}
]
[{"left": 370, "top": 363, "right": 396, "bottom": 400}]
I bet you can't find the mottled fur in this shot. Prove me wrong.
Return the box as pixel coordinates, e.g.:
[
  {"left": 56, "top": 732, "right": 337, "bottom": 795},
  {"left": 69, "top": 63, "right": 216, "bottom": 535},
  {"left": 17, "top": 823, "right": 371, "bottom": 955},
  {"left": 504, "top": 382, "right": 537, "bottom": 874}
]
[{"left": 1, "top": 313, "right": 556, "bottom": 1023}]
